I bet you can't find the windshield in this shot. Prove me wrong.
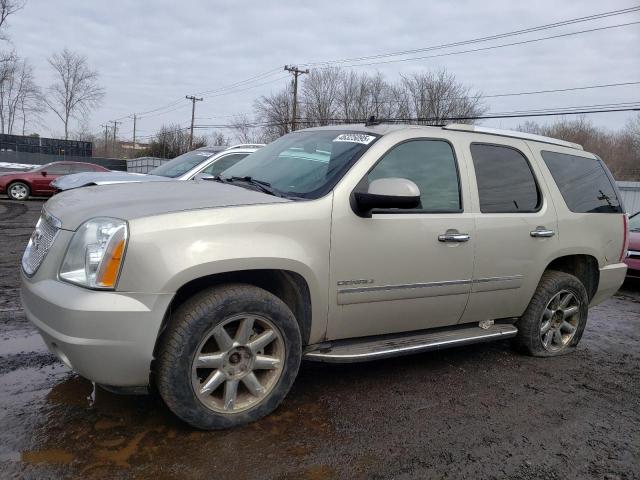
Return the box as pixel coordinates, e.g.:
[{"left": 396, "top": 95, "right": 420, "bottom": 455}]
[
  {"left": 149, "top": 150, "right": 215, "bottom": 178},
  {"left": 630, "top": 212, "right": 640, "bottom": 231},
  {"left": 220, "top": 130, "right": 379, "bottom": 198}
]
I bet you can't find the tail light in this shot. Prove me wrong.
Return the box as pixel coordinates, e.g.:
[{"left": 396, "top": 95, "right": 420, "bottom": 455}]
[{"left": 620, "top": 214, "right": 629, "bottom": 262}]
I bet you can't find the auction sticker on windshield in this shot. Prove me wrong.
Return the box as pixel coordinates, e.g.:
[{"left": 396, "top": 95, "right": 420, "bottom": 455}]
[{"left": 333, "top": 133, "right": 376, "bottom": 145}]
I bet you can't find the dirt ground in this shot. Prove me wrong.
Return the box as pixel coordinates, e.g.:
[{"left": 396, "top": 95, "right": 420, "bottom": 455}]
[{"left": 0, "top": 198, "right": 639, "bottom": 480}]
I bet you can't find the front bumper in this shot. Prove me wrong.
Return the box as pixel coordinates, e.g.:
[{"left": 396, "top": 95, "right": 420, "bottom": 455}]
[
  {"left": 21, "top": 276, "right": 172, "bottom": 387},
  {"left": 590, "top": 262, "right": 628, "bottom": 306},
  {"left": 624, "top": 252, "right": 640, "bottom": 278}
]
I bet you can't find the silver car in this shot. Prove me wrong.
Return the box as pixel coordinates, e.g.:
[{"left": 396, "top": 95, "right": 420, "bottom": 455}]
[{"left": 50, "top": 144, "right": 263, "bottom": 191}]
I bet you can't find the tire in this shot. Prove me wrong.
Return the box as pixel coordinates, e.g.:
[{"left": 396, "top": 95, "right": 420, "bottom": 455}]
[
  {"left": 514, "top": 270, "right": 589, "bottom": 357},
  {"left": 7, "top": 181, "right": 30, "bottom": 200},
  {"left": 156, "top": 283, "right": 302, "bottom": 430}
]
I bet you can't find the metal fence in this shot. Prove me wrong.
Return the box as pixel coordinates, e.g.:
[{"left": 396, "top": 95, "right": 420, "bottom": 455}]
[
  {"left": 618, "top": 181, "right": 640, "bottom": 214},
  {"left": 126, "top": 157, "right": 167, "bottom": 173},
  {"left": 0, "top": 151, "right": 127, "bottom": 171},
  {"left": 0, "top": 134, "right": 92, "bottom": 157}
]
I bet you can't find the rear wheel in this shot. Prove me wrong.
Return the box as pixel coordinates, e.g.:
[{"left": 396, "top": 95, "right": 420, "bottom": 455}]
[
  {"left": 514, "top": 270, "right": 588, "bottom": 356},
  {"left": 157, "top": 284, "right": 302, "bottom": 429},
  {"left": 7, "top": 182, "right": 30, "bottom": 200}
]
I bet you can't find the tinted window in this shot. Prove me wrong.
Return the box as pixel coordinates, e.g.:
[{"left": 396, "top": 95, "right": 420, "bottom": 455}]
[
  {"left": 471, "top": 144, "right": 540, "bottom": 213},
  {"left": 367, "top": 139, "right": 461, "bottom": 212},
  {"left": 43, "top": 163, "right": 71, "bottom": 175},
  {"left": 202, "top": 153, "right": 248, "bottom": 176},
  {"left": 541, "top": 151, "right": 622, "bottom": 213}
]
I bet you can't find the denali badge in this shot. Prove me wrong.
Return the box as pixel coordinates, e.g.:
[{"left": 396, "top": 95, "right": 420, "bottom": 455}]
[{"left": 337, "top": 279, "right": 374, "bottom": 286}]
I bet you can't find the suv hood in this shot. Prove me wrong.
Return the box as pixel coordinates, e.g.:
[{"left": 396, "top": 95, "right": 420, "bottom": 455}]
[{"left": 45, "top": 179, "right": 290, "bottom": 230}]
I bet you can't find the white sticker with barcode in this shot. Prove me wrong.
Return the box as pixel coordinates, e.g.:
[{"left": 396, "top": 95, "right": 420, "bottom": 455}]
[{"left": 333, "top": 133, "right": 376, "bottom": 145}]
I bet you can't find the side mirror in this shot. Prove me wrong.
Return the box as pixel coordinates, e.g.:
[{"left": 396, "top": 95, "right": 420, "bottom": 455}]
[
  {"left": 353, "top": 178, "right": 420, "bottom": 217},
  {"left": 40, "top": 171, "right": 47, "bottom": 177},
  {"left": 193, "top": 172, "right": 214, "bottom": 180}
]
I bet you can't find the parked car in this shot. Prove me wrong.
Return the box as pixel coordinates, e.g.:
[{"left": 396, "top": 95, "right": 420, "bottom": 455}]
[
  {"left": 626, "top": 211, "right": 640, "bottom": 278},
  {"left": 0, "top": 161, "right": 109, "bottom": 200},
  {"left": 21, "top": 123, "right": 628, "bottom": 429},
  {"left": 50, "top": 144, "right": 263, "bottom": 192}
]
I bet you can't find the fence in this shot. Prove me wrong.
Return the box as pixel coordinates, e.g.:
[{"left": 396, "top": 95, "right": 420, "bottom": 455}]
[
  {"left": 0, "top": 151, "right": 127, "bottom": 171},
  {"left": 618, "top": 181, "right": 640, "bottom": 214}
]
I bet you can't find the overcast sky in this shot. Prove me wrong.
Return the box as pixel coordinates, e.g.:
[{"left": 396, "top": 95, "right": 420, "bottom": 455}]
[{"left": 6, "top": 0, "right": 640, "bottom": 141}]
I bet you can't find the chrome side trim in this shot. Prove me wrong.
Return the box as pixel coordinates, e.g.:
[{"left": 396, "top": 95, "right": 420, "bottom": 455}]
[
  {"left": 338, "top": 278, "right": 471, "bottom": 295},
  {"left": 338, "top": 275, "right": 524, "bottom": 295},
  {"left": 473, "top": 274, "right": 524, "bottom": 284}
]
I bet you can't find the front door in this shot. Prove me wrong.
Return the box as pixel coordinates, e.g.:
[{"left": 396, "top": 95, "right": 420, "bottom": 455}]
[
  {"left": 32, "top": 163, "right": 71, "bottom": 193},
  {"left": 327, "top": 138, "right": 475, "bottom": 340}
]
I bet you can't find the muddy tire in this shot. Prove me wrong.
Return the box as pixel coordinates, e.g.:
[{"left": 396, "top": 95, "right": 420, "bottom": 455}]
[
  {"left": 156, "top": 283, "right": 302, "bottom": 430},
  {"left": 514, "top": 270, "right": 589, "bottom": 357},
  {"left": 7, "top": 182, "right": 30, "bottom": 201}
]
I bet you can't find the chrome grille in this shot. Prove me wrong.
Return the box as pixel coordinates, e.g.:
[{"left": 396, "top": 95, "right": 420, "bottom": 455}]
[{"left": 22, "top": 210, "right": 61, "bottom": 276}]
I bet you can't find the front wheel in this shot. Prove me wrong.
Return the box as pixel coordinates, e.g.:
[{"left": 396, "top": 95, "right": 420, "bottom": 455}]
[
  {"left": 514, "top": 270, "right": 589, "bottom": 357},
  {"left": 156, "top": 284, "right": 302, "bottom": 429},
  {"left": 7, "top": 182, "right": 30, "bottom": 200}
]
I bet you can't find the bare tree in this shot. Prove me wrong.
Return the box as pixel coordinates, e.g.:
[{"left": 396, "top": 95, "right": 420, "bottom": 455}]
[
  {"left": 397, "top": 70, "right": 485, "bottom": 124},
  {"left": 142, "top": 124, "right": 207, "bottom": 158},
  {"left": 0, "top": 54, "right": 41, "bottom": 134},
  {"left": 209, "top": 131, "right": 230, "bottom": 146},
  {"left": 0, "top": 0, "right": 25, "bottom": 41},
  {"left": 254, "top": 86, "right": 293, "bottom": 141},
  {"left": 229, "top": 114, "right": 263, "bottom": 144},
  {"left": 301, "top": 67, "right": 342, "bottom": 126},
  {"left": 44, "top": 48, "right": 105, "bottom": 140}
]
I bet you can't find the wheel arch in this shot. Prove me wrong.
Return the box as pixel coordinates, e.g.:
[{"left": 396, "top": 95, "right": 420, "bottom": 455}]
[
  {"left": 152, "top": 269, "right": 313, "bottom": 359},
  {"left": 544, "top": 254, "right": 600, "bottom": 302}
]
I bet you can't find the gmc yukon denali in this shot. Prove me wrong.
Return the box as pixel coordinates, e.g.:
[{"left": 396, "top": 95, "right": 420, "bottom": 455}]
[{"left": 20, "top": 123, "right": 628, "bottom": 429}]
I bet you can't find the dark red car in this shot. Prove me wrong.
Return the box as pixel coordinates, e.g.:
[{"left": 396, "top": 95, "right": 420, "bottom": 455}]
[
  {"left": 0, "top": 161, "right": 109, "bottom": 200},
  {"left": 626, "top": 211, "right": 640, "bottom": 278}
]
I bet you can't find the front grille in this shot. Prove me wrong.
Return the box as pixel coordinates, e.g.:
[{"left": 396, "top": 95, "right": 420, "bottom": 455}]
[{"left": 22, "top": 210, "right": 61, "bottom": 276}]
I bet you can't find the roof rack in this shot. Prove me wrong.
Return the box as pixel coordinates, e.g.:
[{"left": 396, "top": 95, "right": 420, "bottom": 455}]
[{"left": 442, "top": 123, "right": 583, "bottom": 150}]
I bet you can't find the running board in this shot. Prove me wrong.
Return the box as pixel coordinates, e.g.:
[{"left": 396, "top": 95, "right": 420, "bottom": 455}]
[{"left": 303, "top": 323, "right": 518, "bottom": 363}]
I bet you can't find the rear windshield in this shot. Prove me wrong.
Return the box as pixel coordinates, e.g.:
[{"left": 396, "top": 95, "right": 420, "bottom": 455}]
[
  {"left": 541, "top": 151, "right": 623, "bottom": 214},
  {"left": 149, "top": 150, "right": 215, "bottom": 178}
]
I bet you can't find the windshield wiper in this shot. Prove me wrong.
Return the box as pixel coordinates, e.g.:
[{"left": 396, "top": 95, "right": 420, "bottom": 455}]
[{"left": 217, "top": 175, "right": 288, "bottom": 198}]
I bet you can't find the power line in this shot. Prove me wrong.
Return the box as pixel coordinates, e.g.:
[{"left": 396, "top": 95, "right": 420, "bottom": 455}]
[
  {"left": 301, "top": 6, "right": 640, "bottom": 67},
  {"left": 333, "top": 21, "right": 640, "bottom": 68}
]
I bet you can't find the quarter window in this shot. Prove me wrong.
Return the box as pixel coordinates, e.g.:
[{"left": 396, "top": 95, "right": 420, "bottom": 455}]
[
  {"left": 470, "top": 143, "right": 540, "bottom": 213},
  {"left": 366, "top": 139, "right": 461, "bottom": 212},
  {"left": 541, "top": 151, "right": 622, "bottom": 213}
]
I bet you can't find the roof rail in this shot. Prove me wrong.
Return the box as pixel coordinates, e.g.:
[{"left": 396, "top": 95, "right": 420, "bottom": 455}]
[
  {"left": 442, "top": 124, "right": 583, "bottom": 150},
  {"left": 226, "top": 143, "right": 265, "bottom": 150}
]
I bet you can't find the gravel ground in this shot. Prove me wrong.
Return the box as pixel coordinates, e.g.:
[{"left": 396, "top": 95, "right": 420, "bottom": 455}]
[{"left": 0, "top": 198, "right": 639, "bottom": 479}]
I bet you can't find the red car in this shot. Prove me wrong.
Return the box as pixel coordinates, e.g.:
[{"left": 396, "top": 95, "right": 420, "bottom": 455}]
[
  {"left": 626, "top": 211, "right": 640, "bottom": 278},
  {"left": 0, "top": 161, "right": 109, "bottom": 200}
]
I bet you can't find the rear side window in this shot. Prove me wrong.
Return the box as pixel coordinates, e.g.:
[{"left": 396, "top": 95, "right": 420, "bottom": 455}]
[
  {"left": 541, "top": 151, "right": 622, "bottom": 213},
  {"left": 470, "top": 143, "right": 540, "bottom": 213}
]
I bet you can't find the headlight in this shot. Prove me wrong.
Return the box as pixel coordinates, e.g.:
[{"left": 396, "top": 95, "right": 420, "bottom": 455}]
[{"left": 59, "top": 217, "right": 128, "bottom": 289}]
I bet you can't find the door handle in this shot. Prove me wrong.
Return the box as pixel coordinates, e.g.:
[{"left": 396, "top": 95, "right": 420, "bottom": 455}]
[
  {"left": 438, "top": 231, "right": 471, "bottom": 243},
  {"left": 530, "top": 227, "right": 555, "bottom": 238}
]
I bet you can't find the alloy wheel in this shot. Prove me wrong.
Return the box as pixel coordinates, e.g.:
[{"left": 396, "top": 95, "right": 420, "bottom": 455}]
[
  {"left": 191, "top": 313, "right": 285, "bottom": 414},
  {"left": 539, "top": 289, "right": 580, "bottom": 352}
]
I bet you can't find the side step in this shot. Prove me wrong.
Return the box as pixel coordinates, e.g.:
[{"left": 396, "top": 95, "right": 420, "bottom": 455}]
[{"left": 303, "top": 323, "right": 518, "bottom": 363}]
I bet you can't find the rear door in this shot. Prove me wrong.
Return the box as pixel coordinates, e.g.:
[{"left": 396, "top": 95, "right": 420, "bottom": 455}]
[{"left": 460, "top": 139, "right": 559, "bottom": 324}]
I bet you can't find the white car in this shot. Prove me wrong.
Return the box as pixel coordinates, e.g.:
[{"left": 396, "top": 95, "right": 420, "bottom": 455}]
[{"left": 51, "top": 144, "right": 263, "bottom": 191}]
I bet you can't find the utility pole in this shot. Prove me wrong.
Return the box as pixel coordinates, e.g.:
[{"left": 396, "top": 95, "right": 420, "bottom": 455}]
[
  {"left": 109, "top": 120, "right": 121, "bottom": 156},
  {"left": 185, "top": 95, "right": 203, "bottom": 150},
  {"left": 132, "top": 114, "right": 137, "bottom": 149},
  {"left": 284, "top": 65, "right": 309, "bottom": 131},
  {"left": 100, "top": 124, "right": 109, "bottom": 155}
]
